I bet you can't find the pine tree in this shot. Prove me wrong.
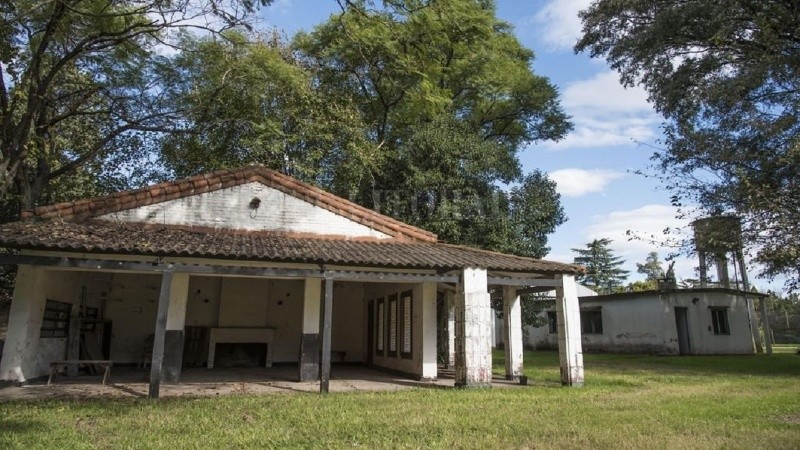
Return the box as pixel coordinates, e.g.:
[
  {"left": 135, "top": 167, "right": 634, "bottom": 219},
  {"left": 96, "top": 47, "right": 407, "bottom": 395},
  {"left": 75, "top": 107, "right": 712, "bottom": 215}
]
[{"left": 572, "top": 239, "right": 630, "bottom": 294}]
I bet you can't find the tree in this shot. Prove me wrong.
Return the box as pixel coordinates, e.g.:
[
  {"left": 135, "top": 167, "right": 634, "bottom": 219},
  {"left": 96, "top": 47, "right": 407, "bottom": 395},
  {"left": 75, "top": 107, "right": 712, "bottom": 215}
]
[
  {"left": 572, "top": 238, "right": 629, "bottom": 294},
  {"left": 0, "top": 0, "right": 270, "bottom": 215},
  {"left": 576, "top": 0, "right": 800, "bottom": 290},
  {"left": 294, "top": 0, "right": 571, "bottom": 254},
  {"left": 159, "top": 31, "right": 377, "bottom": 194},
  {"left": 637, "top": 252, "right": 665, "bottom": 281}
]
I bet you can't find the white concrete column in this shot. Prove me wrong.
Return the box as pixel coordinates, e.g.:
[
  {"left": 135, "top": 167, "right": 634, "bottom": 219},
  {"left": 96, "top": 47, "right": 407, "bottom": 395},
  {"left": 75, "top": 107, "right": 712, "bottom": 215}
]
[
  {"left": 420, "top": 282, "right": 438, "bottom": 380},
  {"left": 299, "top": 278, "right": 321, "bottom": 381},
  {"left": 454, "top": 267, "right": 492, "bottom": 388},
  {"left": 166, "top": 273, "right": 190, "bottom": 331},
  {"left": 446, "top": 291, "right": 456, "bottom": 369},
  {"left": 555, "top": 274, "right": 584, "bottom": 387},
  {"left": 502, "top": 286, "right": 524, "bottom": 381},
  {"left": 0, "top": 266, "right": 47, "bottom": 383}
]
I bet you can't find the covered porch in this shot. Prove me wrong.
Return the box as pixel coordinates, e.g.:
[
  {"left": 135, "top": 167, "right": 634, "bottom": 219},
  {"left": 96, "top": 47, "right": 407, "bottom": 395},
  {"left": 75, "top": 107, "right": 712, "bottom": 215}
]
[{"left": 0, "top": 253, "right": 585, "bottom": 398}]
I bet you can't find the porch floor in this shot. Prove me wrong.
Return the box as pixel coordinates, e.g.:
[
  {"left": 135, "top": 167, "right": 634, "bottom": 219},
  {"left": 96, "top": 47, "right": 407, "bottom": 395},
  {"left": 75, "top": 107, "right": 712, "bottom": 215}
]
[{"left": 0, "top": 365, "right": 526, "bottom": 401}]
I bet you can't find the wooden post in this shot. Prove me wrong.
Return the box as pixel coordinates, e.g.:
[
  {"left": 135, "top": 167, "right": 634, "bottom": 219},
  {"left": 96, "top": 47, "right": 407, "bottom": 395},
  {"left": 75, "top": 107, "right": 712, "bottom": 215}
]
[
  {"left": 149, "top": 268, "right": 173, "bottom": 399},
  {"left": 736, "top": 251, "right": 764, "bottom": 354},
  {"left": 319, "top": 275, "right": 333, "bottom": 393}
]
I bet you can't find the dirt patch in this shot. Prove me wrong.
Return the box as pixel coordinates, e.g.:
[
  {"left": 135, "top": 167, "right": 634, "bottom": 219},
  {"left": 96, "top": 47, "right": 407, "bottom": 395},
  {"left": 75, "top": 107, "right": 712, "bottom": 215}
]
[{"left": 780, "top": 414, "right": 800, "bottom": 425}]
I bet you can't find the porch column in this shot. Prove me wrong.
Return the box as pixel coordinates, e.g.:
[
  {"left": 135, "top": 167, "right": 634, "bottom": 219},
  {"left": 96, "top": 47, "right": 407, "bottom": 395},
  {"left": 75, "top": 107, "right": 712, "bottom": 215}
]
[
  {"left": 555, "top": 274, "right": 584, "bottom": 387},
  {"left": 420, "top": 282, "right": 438, "bottom": 380},
  {"left": 162, "top": 272, "right": 189, "bottom": 383},
  {"left": 319, "top": 275, "right": 333, "bottom": 393},
  {"left": 454, "top": 267, "right": 492, "bottom": 388},
  {"left": 299, "top": 278, "right": 321, "bottom": 382},
  {"left": 0, "top": 265, "right": 46, "bottom": 384},
  {"left": 502, "top": 286, "right": 524, "bottom": 381},
  {"left": 446, "top": 291, "right": 456, "bottom": 369},
  {"left": 149, "top": 269, "right": 174, "bottom": 398}
]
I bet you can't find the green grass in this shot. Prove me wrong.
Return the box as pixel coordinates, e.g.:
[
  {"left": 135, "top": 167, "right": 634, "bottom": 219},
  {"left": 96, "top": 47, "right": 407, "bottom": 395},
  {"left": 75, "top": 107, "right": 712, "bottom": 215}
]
[{"left": 2, "top": 351, "right": 799, "bottom": 449}]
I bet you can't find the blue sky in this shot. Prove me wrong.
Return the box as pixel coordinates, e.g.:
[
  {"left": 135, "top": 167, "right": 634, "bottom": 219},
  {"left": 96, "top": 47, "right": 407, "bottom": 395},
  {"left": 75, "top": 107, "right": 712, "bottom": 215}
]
[{"left": 258, "top": 0, "right": 781, "bottom": 291}]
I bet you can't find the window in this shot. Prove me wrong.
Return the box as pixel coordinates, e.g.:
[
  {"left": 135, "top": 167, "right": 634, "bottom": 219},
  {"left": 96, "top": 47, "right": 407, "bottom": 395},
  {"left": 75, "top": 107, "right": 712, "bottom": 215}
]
[
  {"left": 547, "top": 311, "right": 557, "bottom": 334},
  {"left": 41, "top": 300, "right": 71, "bottom": 338},
  {"left": 581, "top": 310, "right": 603, "bottom": 334},
  {"left": 376, "top": 298, "right": 385, "bottom": 353},
  {"left": 710, "top": 307, "right": 730, "bottom": 335},
  {"left": 400, "top": 290, "right": 413, "bottom": 358},
  {"left": 388, "top": 294, "right": 398, "bottom": 355}
]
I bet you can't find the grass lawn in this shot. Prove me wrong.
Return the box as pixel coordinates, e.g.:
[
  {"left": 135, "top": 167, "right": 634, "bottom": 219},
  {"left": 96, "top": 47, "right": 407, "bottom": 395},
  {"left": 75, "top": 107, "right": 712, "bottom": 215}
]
[{"left": 2, "top": 350, "right": 799, "bottom": 449}]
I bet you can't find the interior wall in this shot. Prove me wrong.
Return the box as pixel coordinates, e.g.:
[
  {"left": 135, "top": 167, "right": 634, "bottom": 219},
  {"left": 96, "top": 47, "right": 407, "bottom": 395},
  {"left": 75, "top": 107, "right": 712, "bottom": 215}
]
[
  {"left": 104, "top": 273, "right": 162, "bottom": 363},
  {"left": 265, "top": 279, "right": 304, "bottom": 363},
  {"left": 331, "top": 282, "right": 365, "bottom": 363},
  {"left": 363, "top": 283, "right": 421, "bottom": 376}
]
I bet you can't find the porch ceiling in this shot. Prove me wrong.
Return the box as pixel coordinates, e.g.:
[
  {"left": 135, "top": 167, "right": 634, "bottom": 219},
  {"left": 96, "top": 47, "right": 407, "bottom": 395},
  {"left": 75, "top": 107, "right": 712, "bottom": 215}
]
[{"left": 0, "top": 219, "right": 581, "bottom": 275}]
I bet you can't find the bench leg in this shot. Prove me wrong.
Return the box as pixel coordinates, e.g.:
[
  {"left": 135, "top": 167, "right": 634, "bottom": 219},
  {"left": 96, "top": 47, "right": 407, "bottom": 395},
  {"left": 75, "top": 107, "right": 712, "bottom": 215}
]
[
  {"left": 48, "top": 367, "right": 56, "bottom": 386},
  {"left": 102, "top": 365, "right": 110, "bottom": 385}
]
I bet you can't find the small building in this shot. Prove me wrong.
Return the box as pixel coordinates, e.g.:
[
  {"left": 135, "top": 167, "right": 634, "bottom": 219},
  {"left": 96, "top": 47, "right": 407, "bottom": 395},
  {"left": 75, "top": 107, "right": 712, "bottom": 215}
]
[
  {"left": 0, "top": 166, "right": 586, "bottom": 396},
  {"left": 526, "top": 289, "right": 763, "bottom": 355}
]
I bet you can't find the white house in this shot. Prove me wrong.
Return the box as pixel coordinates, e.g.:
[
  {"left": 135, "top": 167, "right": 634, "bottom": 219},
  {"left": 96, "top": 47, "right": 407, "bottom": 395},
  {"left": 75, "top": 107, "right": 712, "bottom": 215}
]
[
  {"left": 525, "top": 289, "right": 762, "bottom": 355},
  {"left": 0, "top": 166, "right": 586, "bottom": 396}
]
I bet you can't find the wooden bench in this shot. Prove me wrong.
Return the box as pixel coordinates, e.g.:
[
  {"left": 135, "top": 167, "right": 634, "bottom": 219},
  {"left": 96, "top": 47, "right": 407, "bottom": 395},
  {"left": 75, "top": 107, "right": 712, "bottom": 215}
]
[{"left": 48, "top": 360, "right": 113, "bottom": 385}]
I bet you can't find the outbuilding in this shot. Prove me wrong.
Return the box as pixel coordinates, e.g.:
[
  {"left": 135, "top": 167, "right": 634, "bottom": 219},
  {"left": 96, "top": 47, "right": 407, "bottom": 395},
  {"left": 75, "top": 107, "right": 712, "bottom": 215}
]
[
  {"left": 0, "top": 166, "right": 585, "bottom": 396},
  {"left": 526, "top": 288, "right": 763, "bottom": 355}
]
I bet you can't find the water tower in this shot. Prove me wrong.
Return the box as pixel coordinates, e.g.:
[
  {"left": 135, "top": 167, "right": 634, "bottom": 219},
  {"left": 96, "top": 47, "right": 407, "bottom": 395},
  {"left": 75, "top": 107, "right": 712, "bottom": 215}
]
[{"left": 692, "top": 216, "right": 771, "bottom": 354}]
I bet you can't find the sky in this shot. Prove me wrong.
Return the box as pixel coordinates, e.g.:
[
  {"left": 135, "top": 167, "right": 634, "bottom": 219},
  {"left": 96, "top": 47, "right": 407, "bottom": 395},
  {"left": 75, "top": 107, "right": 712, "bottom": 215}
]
[{"left": 257, "top": 0, "right": 782, "bottom": 292}]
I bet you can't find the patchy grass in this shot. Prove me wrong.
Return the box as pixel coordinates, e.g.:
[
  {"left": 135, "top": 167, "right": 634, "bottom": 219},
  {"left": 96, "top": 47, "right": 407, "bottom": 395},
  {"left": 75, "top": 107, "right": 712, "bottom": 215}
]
[{"left": 2, "top": 351, "right": 799, "bottom": 449}]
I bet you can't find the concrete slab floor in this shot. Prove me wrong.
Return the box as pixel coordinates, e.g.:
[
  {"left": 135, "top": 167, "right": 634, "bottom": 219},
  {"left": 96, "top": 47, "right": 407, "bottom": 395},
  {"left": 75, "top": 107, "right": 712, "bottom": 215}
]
[{"left": 0, "top": 365, "right": 528, "bottom": 401}]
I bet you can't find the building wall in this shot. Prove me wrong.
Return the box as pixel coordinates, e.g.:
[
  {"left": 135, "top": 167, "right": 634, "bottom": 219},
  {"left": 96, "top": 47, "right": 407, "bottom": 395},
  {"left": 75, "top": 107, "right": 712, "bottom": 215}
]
[
  {"left": 524, "top": 290, "right": 755, "bottom": 355},
  {"left": 105, "top": 273, "right": 162, "bottom": 363},
  {"left": 99, "top": 181, "right": 390, "bottom": 239},
  {"left": 331, "top": 282, "right": 366, "bottom": 363},
  {"left": 363, "top": 283, "right": 427, "bottom": 377},
  {"left": 0, "top": 269, "right": 103, "bottom": 380}
]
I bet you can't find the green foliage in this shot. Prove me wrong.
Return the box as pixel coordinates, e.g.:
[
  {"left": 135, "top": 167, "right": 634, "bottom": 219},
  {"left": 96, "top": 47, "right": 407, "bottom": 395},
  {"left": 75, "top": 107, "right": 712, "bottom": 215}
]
[
  {"left": 576, "top": 0, "right": 800, "bottom": 290},
  {"left": 160, "top": 32, "right": 376, "bottom": 193},
  {"left": 0, "top": 0, "right": 270, "bottom": 214},
  {"left": 572, "top": 238, "right": 630, "bottom": 294},
  {"left": 294, "top": 0, "right": 571, "bottom": 254},
  {"left": 636, "top": 252, "right": 665, "bottom": 281}
]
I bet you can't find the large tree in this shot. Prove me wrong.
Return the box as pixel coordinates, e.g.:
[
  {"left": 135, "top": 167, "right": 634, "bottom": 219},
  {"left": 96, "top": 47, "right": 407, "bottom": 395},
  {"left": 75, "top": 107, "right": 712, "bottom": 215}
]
[
  {"left": 0, "top": 0, "right": 270, "bottom": 215},
  {"left": 160, "top": 31, "right": 377, "bottom": 194},
  {"left": 294, "top": 0, "right": 571, "bottom": 254},
  {"left": 572, "top": 238, "right": 630, "bottom": 294},
  {"left": 576, "top": 0, "right": 800, "bottom": 290}
]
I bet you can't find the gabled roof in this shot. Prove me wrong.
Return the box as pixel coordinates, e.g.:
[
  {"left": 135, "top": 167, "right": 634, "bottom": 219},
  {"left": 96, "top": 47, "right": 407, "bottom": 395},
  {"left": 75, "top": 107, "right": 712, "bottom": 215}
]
[{"left": 20, "top": 166, "right": 437, "bottom": 243}]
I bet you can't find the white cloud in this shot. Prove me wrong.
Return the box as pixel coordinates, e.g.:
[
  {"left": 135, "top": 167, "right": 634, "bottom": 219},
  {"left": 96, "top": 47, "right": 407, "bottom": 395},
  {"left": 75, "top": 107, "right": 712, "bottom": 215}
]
[
  {"left": 542, "top": 71, "right": 660, "bottom": 150},
  {"left": 580, "top": 204, "right": 695, "bottom": 279},
  {"left": 549, "top": 168, "right": 624, "bottom": 197},
  {"left": 532, "top": 0, "right": 593, "bottom": 51}
]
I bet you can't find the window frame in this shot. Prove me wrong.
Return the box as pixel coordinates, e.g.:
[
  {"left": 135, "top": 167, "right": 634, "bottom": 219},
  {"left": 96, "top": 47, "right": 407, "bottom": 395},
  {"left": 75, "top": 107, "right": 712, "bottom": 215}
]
[
  {"left": 400, "top": 290, "right": 413, "bottom": 359},
  {"left": 387, "top": 293, "right": 398, "bottom": 356},
  {"left": 710, "top": 307, "right": 730, "bottom": 335},
  {"left": 376, "top": 297, "right": 385, "bottom": 354},
  {"left": 580, "top": 310, "right": 603, "bottom": 335},
  {"left": 40, "top": 299, "right": 72, "bottom": 338},
  {"left": 547, "top": 311, "right": 557, "bottom": 334}
]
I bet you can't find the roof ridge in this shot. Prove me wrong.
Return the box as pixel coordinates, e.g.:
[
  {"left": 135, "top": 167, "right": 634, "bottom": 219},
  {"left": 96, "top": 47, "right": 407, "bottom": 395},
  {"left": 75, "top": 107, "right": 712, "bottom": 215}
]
[{"left": 21, "top": 165, "right": 437, "bottom": 243}]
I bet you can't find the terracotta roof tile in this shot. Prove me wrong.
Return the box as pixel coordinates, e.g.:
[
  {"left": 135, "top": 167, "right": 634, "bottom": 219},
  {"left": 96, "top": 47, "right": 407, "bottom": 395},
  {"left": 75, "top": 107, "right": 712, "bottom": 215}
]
[{"left": 0, "top": 220, "right": 581, "bottom": 275}]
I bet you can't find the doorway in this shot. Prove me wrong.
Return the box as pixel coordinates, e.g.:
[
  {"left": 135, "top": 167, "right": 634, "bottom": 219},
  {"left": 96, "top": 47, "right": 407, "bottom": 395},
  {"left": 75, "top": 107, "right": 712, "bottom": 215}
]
[{"left": 674, "top": 307, "right": 691, "bottom": 355}]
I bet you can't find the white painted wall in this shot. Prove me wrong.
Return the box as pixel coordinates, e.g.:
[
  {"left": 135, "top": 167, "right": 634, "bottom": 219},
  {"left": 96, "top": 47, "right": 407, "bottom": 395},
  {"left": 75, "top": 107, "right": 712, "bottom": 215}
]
[
  {"left": 105, "top": 273, "right": 162, "bottom": 363},
  {"left": 99, "top": 182, "right": 391, "bottom": 238},
  {"left": 524, "top": 290, "right": 755, "bottom": 355},
  {"left": 1, "top": 269, "right": 101, "bottom": 381}
]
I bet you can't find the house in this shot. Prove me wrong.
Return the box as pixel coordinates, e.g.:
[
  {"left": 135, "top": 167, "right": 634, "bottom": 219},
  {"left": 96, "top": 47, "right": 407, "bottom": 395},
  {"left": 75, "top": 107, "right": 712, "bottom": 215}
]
[
  {"left": 0, "top": 166, "right": 586, "bottom": 396},
  {"left": 525, "top": 288, "right": 763, "bottom": 355}
]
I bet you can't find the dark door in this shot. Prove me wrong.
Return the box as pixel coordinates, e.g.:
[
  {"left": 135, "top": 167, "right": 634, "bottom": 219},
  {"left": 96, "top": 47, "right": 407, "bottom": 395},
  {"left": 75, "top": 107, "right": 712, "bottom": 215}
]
[
  {"left": 675, "top": 307, "right": 691, "bottom": 355},
  {"left": 367, "top": 300, "right": 375, "bottom": 365}
]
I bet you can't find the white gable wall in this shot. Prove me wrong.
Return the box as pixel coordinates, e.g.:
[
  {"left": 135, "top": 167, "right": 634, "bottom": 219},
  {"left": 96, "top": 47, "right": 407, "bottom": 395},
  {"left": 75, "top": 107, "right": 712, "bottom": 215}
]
[{"left": 98, "top": 182, "right": 391, "bottom": 238}]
